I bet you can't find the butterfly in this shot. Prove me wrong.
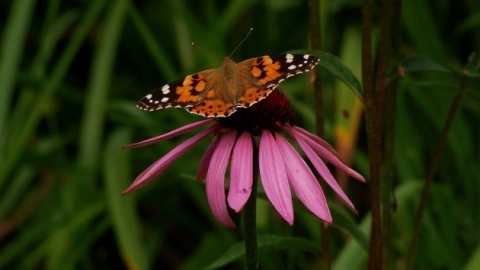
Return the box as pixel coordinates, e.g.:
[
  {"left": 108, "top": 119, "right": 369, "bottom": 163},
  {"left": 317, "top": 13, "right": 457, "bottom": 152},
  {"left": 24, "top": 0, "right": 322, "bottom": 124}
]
[{"left": 137, "top": 53, "right": 320, "bottom": 118}]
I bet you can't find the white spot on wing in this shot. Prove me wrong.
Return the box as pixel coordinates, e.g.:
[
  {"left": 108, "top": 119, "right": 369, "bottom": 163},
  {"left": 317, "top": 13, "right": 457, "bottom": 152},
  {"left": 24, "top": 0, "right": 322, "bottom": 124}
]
[
  {"left": 286, "top": 54, "right": 294, "bottom": 63},
  {"left": 303, "top": 54, "right": 310, "bottom": 59},
  {"left": 161, "top": 97, "right": 169, "bottom": 102},
  {"left": 162, "top": 85, "right": 170, "bottom": 94},
  {"left": 288, "top": 65, "right": 297, "bottom": 70},
  {"left": 146, "top": 94, "right": 152, "bottom": 99}
]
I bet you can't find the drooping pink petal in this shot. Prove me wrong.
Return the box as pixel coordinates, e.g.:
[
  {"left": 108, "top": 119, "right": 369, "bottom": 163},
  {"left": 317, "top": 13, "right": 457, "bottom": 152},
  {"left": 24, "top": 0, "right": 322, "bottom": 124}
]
[
  {"left": 288, "top": 125, "right": 340, "bottom": 157},
  {"left": 259, "top": 130, "right": 294, "bottom": 225},
  {"left": 206, "top": 131, "right": 237, "bottom": 228},
  {"left": 290, "top": 127, "right": 366, "bottom": 183},
  {"left": 228, "top": 132, "right": 253, "bottom": 212},
  {"left": 122, "top": 125, "right": 216, "bottom": 194},
  {"left": 275, "top": 134, "right": 332, "bottom": 223},
  {"left": 197, "top": 136, "right": 221, "bottom": 182},
  {"left": 123, "top": 119, "right": 216, "bottom": 149},
  {"left": 290, "top": 131, "right": 357, "bottom": 213}
]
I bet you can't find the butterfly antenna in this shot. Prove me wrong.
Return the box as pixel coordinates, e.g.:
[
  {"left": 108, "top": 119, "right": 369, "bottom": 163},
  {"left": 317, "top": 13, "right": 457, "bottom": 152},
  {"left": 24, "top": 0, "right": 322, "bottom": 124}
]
[{"left": 229, "top": 27, "right": 253, "bottom": 58}]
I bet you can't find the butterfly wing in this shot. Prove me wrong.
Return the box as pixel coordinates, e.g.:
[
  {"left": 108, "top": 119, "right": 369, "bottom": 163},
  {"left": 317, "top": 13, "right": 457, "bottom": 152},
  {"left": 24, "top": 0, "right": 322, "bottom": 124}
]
[
  {"left": 137, "top": 54, "right": 319, "bottom": 118},
  {"left": 136, "top": 69, "right": 216, "bottom": 112},
  {"left": 234, "top": 54, "right": 320, "bottom": 107}
]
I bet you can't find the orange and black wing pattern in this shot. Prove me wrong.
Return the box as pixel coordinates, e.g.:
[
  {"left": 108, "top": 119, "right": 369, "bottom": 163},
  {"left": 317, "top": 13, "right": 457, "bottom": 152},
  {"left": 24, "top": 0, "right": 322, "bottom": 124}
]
[{"left": 136, "top": 54, "right": 319, "bottom": 118}]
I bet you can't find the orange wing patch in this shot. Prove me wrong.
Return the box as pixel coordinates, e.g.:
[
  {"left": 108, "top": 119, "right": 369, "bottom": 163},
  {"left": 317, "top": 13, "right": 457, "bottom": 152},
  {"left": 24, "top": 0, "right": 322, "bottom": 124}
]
[
  {"left": 251, "top": 66, "right": 262, "bottom": 77},
  {"left": 250, "top": 56, "right": 282, "bottom": 85},
  {"left": 175, "top": 74, "right": 207, "bottom": 104},
  {"left": 237, "top": 87, "right": 272, "bottom": 107},
  {"left": 188, "top": 99, "right": 235, "bottom": 117},
  {"left": 262, "top": 63, "right": 282, "bottom": 82}
]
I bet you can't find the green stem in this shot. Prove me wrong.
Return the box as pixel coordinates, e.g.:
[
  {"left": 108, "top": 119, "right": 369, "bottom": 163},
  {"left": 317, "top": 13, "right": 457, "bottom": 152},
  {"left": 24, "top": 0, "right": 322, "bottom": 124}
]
[{"left": 243, "top": 141, "right": 259, "bottom": 269}]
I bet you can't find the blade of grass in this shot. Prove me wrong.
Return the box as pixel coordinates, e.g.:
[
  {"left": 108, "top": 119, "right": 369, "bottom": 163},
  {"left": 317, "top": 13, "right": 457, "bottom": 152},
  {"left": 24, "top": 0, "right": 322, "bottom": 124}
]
[
  {"left": 104, "top": 128, "right": 149, "bottom": 270},
  {"left": 0, "top": 0, "right": 107, "bottom": 189},
  {"left": 402, "top": 0, "right": 447, "bottom": 63},
  {"left": 128, "top": 5, "right": 177, "bottom": 81},
  {"left": 6, "top": 4, "right": 79, "bottom": 150},
  {"left": 31, "top": 201, "right": 106, "bottom": 269},
  {"left": 216, "top": 0, "right": 257, "bottom": 36},
  {"left": 77, "top": 0, "right": 129, "bottom": 180},
  {"left": 0, "top": 220, "right": 54, "bottom": 268},
  {"left": 0, "top": 166, "right": 34, "bottom": 221},
  {"left": 0, "top": 0, "right": 37, "bottom": 164},
  {"left": 62, "top": 216, "right": 111, "bottom": 267}
]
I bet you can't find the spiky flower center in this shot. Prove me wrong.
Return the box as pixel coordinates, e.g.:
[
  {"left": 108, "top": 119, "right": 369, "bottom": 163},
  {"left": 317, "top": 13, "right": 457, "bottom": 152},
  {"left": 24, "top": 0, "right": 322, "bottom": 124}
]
[{"left": 217, "top": 90, "right": 295, "bottom": 136}]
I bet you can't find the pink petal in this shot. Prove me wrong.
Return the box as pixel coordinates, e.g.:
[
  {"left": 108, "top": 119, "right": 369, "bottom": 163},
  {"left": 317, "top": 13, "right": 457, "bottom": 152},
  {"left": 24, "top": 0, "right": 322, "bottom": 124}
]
[
  {"left": 123, "top": 119, "right": 215, "bottom": 149},
  {"left": 290, "top": 131, "right": 357, "bottom": 213},
  {"left": 275, "top": 134, "right": 332, "bottom": 223},
  {"left": 288, "top": 125, "right": 339, "bottom": 157},
  {"left": 206, "top": 131, "right": 237, "bottom": 228},
  {"left": 228, "top": 132, "right": 253, "bottom": 212},
  {"left": 122, "top": 125, "right": 216, "bottom": 194},
  {"left": 197, "top": 136, "right": 221, "bottom": 182},
  {"left": 290, "top": 127, "right": 366, "bottom": 183},
  {"left": 259, "top": 130, "right": 293, "bottom": 225}
]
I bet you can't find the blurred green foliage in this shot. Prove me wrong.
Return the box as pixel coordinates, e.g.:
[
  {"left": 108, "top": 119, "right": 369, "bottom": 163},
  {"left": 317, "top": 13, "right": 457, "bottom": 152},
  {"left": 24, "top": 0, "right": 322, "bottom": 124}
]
[{"left": 0, "top": 0, "right": 478, "bottom": 269}]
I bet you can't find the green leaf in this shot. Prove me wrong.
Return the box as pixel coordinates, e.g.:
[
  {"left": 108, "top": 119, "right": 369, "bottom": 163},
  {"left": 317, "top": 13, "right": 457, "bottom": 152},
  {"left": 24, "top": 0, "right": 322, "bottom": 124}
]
[
  {"left": 330, "top": 204, "right": 369, "bottom": 250},
  {"left": 204, "top": 234, "right": 319, "bottom": 269},
  {"left": 401, "top": 55, "right": 450, "bottom": 73},
  {"left": 402, "top": 0, "right": 448, "bottom": 63},
  {"left": 292, "top": 50, "right": 364, "bottom": 102}
]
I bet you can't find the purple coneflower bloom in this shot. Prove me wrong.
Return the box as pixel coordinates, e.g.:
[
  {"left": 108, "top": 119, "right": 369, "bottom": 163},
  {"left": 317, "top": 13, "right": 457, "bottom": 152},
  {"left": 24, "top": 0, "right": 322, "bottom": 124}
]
[{"left": 123, "top": 91, "right": 365, "bottom": 228}]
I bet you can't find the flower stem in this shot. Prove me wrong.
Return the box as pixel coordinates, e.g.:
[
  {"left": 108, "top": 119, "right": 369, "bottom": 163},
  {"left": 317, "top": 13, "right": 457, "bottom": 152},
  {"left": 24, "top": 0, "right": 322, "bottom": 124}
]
[{"left": 242, "top": 141, "right": 259, "bottom": 269}]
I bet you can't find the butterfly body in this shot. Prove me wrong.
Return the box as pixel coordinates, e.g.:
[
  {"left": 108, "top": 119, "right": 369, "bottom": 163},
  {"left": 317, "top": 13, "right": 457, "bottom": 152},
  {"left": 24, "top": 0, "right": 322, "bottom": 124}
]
[{"left": 137, "top": 54, "right": 319, "bottom": 118}]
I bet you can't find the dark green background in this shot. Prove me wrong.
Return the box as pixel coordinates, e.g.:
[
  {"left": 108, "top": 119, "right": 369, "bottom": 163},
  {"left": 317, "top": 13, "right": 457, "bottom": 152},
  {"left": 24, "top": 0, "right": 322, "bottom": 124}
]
[{"left": 0, "top": 0, "right": 478, "bottom": 269}]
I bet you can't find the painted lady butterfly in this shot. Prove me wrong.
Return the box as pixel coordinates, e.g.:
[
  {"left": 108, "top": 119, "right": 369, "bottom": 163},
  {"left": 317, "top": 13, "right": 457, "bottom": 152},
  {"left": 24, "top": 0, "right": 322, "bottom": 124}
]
[{"left": 137, "top": 53, "right": 319, "bottom": 118}]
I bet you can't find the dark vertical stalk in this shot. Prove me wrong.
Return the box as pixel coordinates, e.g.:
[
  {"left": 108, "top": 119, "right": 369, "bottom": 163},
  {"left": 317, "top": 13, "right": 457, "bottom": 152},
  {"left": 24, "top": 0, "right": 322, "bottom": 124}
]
[
  {"left": 361, "top": 0, "right": 383, "bottom": 269},
  {"left": 406, "top": 47, "right": 480, "bottom": 269},
  {"left": 309, "top": 1, "right": 330, "bottom": 269},
  {"left": 309, "top": 0, "right": 324, "bottom": 136},
  {"left": 243, "top": 141, "right": 259, "bottom": 269},
  {"left": 375, "top": 0, "right": 394, "bottom": 268},
  {"left": 381, "top": 76, "right": 397, "bottom": 270}
]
